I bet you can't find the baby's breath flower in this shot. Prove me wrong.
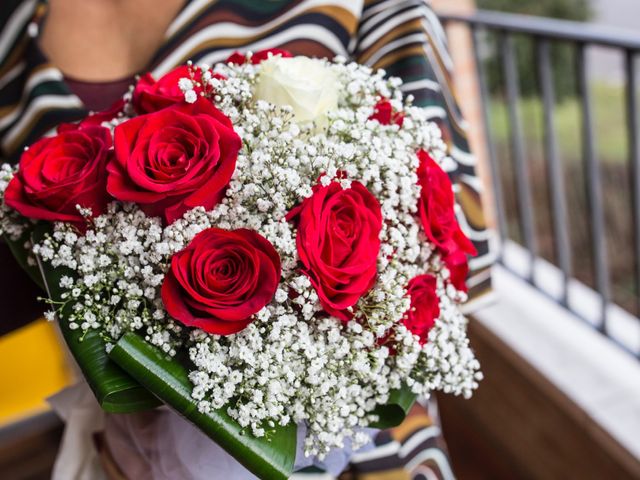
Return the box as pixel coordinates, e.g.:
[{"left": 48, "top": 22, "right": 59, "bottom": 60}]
[{"left": 0, "top": 57, "right": 479, "bottom": 459}]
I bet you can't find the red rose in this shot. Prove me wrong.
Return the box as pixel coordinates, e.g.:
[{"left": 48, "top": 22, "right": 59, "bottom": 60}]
[
  {"left": 83, "top": 99, "right": 125, "bottom": 126},
  {"left": 287, "top": 179, "right": 382, "bottom": 321},
  {"left": 133, "top": 65, "right": 202, "bottom": 114},
  {"left": 369, "top": 99, "right": 404, "bottom": 127},
  {"left": 161, "top": 227, "right": 281, "bottom": 335},
  {"left": 107, "top": 98, "right": 241, "bottom": 224},
  {"left": 226, "top": 48, "right": 292, "bottom": 65},
  {"left": 443, "top": 250, "right": 469, "bottom": 293},
  {"left": 417, "top": 149, "right": 476, "bottom": 256},
  {"left": 58, "top": 99, "right": 125, "bottom": 134},
  {"left": 404, "top": 274, "right": 440, "bottom": 344},
  {"left": 5, "top": 124, "right": 111, "bottom": 226}
]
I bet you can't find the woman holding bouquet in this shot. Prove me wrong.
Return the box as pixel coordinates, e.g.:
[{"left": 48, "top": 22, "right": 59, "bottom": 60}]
[{"left": 0, "top": 0, "right": 491, "bottom": 478}]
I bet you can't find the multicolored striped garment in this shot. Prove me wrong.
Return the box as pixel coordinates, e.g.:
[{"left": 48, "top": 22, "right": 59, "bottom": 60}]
[
  {"left": 340, "top": 402, "right": 454, "bottom": 480},
  {"left": 1, "top": 1, "right": 491, "bottom": 478}
]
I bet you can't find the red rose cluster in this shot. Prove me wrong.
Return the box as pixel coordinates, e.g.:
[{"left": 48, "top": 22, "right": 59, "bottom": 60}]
[
  {"left": 6, "top": 66, "right": 241, "bottom": 226},
  {"left": 5, "top": 49, "right": 475, "bottom": 341},
  {"left": 5, "top": 53, "right": 284, "bottom": 336},
  {"left": 366, "top": 102, "right": 476, "bottom": 344},
  {"left": 403, "top": 150, "right": 477, "bottom": 344}
]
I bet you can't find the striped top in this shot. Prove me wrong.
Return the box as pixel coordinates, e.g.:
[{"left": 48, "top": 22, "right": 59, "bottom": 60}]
[{"left": 0, "top": 0, "right": 492, "bottom": 299}]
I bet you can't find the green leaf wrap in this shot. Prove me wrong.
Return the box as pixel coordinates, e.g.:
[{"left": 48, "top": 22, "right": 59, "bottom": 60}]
[
  {"left": 370, "top": 383, "right": 417, "bottom": 429},
  {"left": 109, "top": 332, "right": 298, "bottom": 480},
  {"left": 7, "top": 225, "right": 159, "bottom": 413}
]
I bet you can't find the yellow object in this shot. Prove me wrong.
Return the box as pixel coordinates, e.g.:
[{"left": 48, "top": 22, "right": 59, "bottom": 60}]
[{"left": 0, "top": 318, "right": 74, "bottom": 425}]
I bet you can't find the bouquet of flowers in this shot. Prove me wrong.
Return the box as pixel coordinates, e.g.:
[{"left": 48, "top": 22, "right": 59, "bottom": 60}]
[{"left": 0, "top": 50, "right": 481, "bottom": 479}]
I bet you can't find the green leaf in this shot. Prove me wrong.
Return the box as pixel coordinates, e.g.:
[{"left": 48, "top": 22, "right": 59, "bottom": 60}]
[
  {"left": 20, "top": 224, "right": 159, "bottom": 413},
  {"left": 7, "top": 224, "right": 414, "bottom": 457},
  {"left": 52, "top": 280, "right": 160, "bottom": 412},
  {"left": 110, "top": 332, "right": 298, "bottom": 480},
  {"left": 59, "top": 321, "right": 161, "bottom": 413},
  {"left": 370, "top": 383, "right": 417, "bottom": 429}
]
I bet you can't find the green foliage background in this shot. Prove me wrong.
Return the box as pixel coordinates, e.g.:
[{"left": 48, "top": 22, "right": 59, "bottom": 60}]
[{"left": 477, "top": 0, "right": 593, "bottom": 100}]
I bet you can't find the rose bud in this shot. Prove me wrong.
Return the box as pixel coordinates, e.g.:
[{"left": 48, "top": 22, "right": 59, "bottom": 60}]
[{"left": 403, "top": 274, "right": 440, "bottom": 345}]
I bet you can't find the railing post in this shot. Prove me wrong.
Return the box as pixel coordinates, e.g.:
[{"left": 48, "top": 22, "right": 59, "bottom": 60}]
[
  {"left": 625, "top": 50, "right": 640, "bottom": 330},
  {"left": 537, "top": 38, "right": 572, "bottom": 306},
  {"left": 471, "top": 26, "right": 508, "bottom": 258},
  {"left": 576, "top": 42, "right": 610, "bottom": 331},
  {"left": 500, "top": 31, "right": 538, "bottom": 282}
]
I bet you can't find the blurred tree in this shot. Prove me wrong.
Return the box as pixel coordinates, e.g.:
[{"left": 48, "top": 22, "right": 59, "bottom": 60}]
[
  {"left": 477, "top": 0, "right": 593, "bottom": 100},
  {"left": 477, "top": 0, "right": 591, "bottom": 19}
]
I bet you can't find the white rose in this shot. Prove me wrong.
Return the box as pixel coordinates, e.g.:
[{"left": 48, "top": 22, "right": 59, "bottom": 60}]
[{"left": 254, "top": 56, "right": 339, "bottom": 124}]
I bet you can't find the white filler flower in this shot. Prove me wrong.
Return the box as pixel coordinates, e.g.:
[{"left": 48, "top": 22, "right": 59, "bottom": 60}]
[{"left": 0, "top": 57, "right": 482, "bottom": 460}]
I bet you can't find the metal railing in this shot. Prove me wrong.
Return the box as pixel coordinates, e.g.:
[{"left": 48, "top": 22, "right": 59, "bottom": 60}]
[{"left": 439, "top": 10, "right": 640, "bottom": 357}]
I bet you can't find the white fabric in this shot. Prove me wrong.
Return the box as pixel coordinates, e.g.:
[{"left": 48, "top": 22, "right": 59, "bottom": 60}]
[
  {"left": 49, "top": 382, "right": 377, "bottom": 479},
  {"left": 48, "top": 382, "right": 107, "bottom": 480},
  {"left": 105, "top": 407, "right": 259, "bottom": 479}
]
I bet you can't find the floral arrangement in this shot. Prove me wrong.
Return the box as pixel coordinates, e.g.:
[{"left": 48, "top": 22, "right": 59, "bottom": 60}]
[{"left": 0, "top": 50, "right": 481, "bottom": 478}]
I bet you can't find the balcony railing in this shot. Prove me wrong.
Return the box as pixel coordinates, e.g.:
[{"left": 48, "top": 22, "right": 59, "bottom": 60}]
[{"left": 439, "top": 10, "right": 640, "bottom": 358}]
